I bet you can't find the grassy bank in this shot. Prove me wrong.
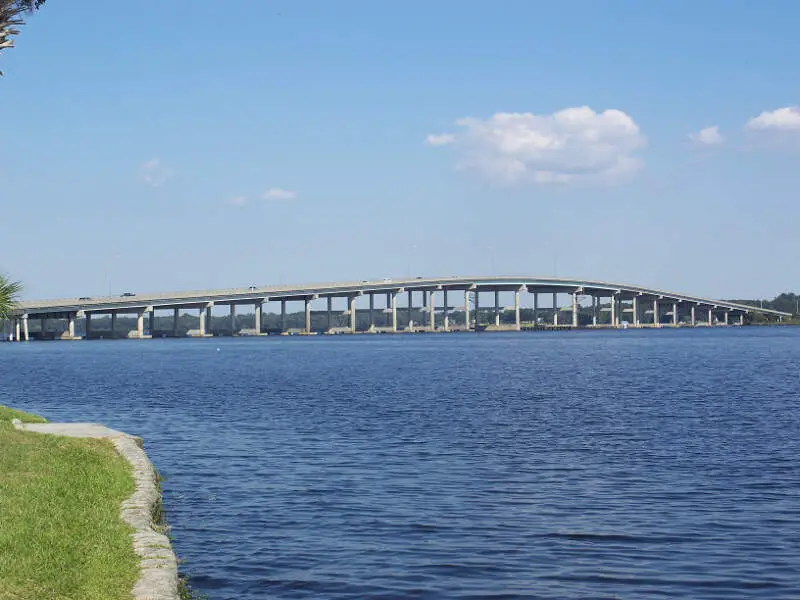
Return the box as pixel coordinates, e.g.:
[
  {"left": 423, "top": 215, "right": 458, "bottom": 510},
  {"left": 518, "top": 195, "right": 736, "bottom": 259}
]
[{"left": 0, "top": 406, "right": 139, "bottom": 600}]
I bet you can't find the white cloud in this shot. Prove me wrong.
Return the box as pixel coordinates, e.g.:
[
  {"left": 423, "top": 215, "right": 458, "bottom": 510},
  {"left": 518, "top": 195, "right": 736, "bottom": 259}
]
[
  {"left": 138, "top": 158, "right": 173, "bottom": 187},
  {"left": 424, "top": 133, "right": 455, "bottom": 146},
  {"left": 427, "top": 106, "right": 645, "bottom": 185},
  {"left": 263, "top": 188, "right": 297, "bottom": 201},
  {"left": 228, "top": 196, "right": 248, "bottom": 207},
  {"left": 689, "top": 125, "right": 724, "bottom": 145},
  {"left": 746, "top": 106, "right": 800, "bottom": 132}
]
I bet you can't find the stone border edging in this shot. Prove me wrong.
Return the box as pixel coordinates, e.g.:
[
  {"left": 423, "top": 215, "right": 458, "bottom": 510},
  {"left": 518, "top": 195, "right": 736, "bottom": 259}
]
[{"left": 11, "top": 420, "right": 179, "bottom": 600}]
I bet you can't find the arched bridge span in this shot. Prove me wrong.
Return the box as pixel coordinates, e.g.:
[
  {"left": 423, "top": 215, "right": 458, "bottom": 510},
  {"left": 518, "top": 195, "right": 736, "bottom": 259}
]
[{"left": 6, "top": 276, "right": 791, "bottom": 341}]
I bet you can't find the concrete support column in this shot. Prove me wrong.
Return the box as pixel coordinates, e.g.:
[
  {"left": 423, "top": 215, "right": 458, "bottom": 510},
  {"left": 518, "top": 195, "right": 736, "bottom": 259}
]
[
  {"left": 136, "top": 312, "right": 145, "bottom": 338},
  {"left": 533, "top": 292, "right": 539, "bottom": 324},
  {"left": 571, "top": 292, "right": 579, "bottom": 328},
  {"left": 254, "top": 303, "right": 262, "bottom": 334},
  {"left": 464, "top": 290, "right": 470, "bottom": 330},
  {"left": 281, "top": 300, "right": 287, "bottom": 332},
  {"left": 610, "top": 294, "right": 617, "bottom": 327},
  {"left": 230, "top": 304, "right": 237, "bottom": 335},
  {"left": 724, "top": 310, "right": 729, "bottom": 326},
  {"left": 391, "top": 291, "right": 398, "bottom": 332},
  {"left": 514, "top": 289, "right": 521, "bottom": 331},
  {"left": 407, "top": 290, "right": 413, "bottom": 330},
  {"left": 691, "top": 305, "right": 697, "bottom": 326},
  {"left": 443, "top": 289, "right": 450, "bottom": 332},
  {"left": 85, "top": 314, "right": 91, "bottom": 337},
  {"left": 14, "top": 319, "right": 20, "bottom": 341},
  {"left": 198, "top": 307, "right": 206, "bottom": 336},
  {"left": 672, "top": 302, "right": 678, "bottom": 326},
  {"left": 428, "top": 291, "right": 435, "bottom": 331},
  {"left": 553, "top": 292, "right": 558, "bottom": 326},
  {"left": 739, "top": 313, "right": 745, "bottom": 326},
  {"left": 348, "top": 295, "right": 357, "bottom": 333},
  {"left": 40, "top": 318, "right": 47, "bottom": 336},
  {"left": 206, "top": 307, "right": 212, "bottom": 334},
  {"left": 327, "top": 297, "right": 333, "bottom": 331},
  {"left": 475, "top": 291, "right": 481, "bottom": 328},
  {"left": 304, "top": 297, "right": 312, "bottom": 333},
  {"left": 111, "top": 313, "right": 117, "bottom": 337},
  {"left": 591, "top": 297, "right": 597, "bottom": 326},
  {"left": 494, "top": 290, "right": 500, "bottom": 327},
  {"left": 22, "top": 316, "right": 29, "bottom": 341},
  {"left": 369, "top": 293, "right": 375, "bottom": 332},
  {"left": 653, "top": 299, "right": 660, "bottom": 327},
  {"left": 708, "top": 308, "right": 714, "bottom": 326},
  {"left": 149, "top": 311, "right": 155, "bottom": 335},
  {"left": 632, "top": 296, "right": 640, "bottom": 326},
  {"left": 174, "top": 308, "right": 180, "bottom": 336},
  {"left": 68, "top": 313, "right": 76, "bottom": 338}
]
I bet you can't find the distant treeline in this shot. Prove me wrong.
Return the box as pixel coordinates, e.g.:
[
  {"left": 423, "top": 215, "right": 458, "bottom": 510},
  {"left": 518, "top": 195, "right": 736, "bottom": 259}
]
[{"left": 726, "top": 293, "right": 799, "bottom": 322}]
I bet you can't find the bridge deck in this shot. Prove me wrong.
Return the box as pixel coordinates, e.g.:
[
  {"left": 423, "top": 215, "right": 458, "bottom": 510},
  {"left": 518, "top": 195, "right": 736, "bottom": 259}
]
[{"left": 11, "top": 276, "right": 791, "bottom": 318}]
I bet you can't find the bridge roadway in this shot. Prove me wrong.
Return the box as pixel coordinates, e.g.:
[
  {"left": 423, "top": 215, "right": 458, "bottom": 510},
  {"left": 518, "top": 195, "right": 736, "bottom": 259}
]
[{"left": 6, "top": 275, "right": 791, "bottom": 341}]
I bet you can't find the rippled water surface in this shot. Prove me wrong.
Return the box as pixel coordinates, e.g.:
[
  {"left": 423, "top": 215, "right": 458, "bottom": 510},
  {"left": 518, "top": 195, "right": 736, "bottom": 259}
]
[{"left": 2, "top": 328, "right": 800, "bottom": 599}]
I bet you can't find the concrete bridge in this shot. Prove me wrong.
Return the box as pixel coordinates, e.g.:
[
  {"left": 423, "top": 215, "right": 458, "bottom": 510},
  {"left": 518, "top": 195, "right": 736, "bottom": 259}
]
[{"left": 5, "top": 276, "right": 791, "bottom": 341}]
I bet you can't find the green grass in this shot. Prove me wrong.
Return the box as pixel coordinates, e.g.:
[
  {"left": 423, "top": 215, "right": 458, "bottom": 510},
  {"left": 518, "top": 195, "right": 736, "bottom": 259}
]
[{"left": 0, "top": 405, "right": 139, "bottom": 600}]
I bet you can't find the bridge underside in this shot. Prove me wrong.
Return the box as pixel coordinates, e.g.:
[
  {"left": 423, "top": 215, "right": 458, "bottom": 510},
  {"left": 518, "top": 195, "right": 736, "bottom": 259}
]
[{"left": 4, "top": 276, "right": 790, "bottom": 341}]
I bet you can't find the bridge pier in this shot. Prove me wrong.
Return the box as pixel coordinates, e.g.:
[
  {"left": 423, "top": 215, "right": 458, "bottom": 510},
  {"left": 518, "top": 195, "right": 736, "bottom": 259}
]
[
  {"left": 136, "top": 311, "right": 144, "bottom": 338},
  {"left": 327, "top": 297, "right": 333, "bottom": 332},
  {"left": 514, "top": 289, "right": 521, "bottom": 331},
  {"left": 174, "top": 307, "right": 180, "bottom": 336},
  {"left": 591, "top": 296, "right": 598, "bottom": 326},
  {"left": 673, "top": 302, "right": 678, "bottom": 326},
  {"left": 464, "top": 290, "right": 470, "bottom": 330},
  {"left": 230, "top": 304, "right": 237, "bottom": 335},
  {"left": 21, "top": 316, "right": 29, "bottom": 341},
  {"left": 111, "top": 313, "right": 118, "bottom": 338},
  {"left": 304, "top": 297, "right": 311, "bottom": 334},
  {"left": 149, "top": 310, "right": 155, "bottom": 336},
  {"left": 533, "top": 292, "right": 539, "bottom": 324},
  {"left": 429, "top": 291, "right": 435, "bottom": 331},
  {"left": 348, "top": 295, "right": 357, "bottom": 333},
  {"left": 198, "top": 306, "right": 206, "bottom": 336},
  {"left": 632, "top": 295, "right": 640, "bottom": 327},
  {"left": 552, "top": 292, "right": 558, "bottom": 326},
  {"left": 653, "top": 298, "right": 660, "bottom": 327},
  {"left": 494, "top": 290, "right": 500, "bottom": 327},
  {"left": 572, "top": 292, "right": 579, "bottom": 328},
  {"left": 369, "top": 293, "right": 375, "bottom": 332},
  {"left": 475, "top": 291, "right": 481, "bottom": 329},
  {"left": 691, "top": 305, "right": 696, "bottom": 326},
  {"left": 407, "top": 290, "right": 413, "bottom": 330},
  {"left": 739, "top": 313, "right": 745, "bottom": 326},
  {"left": 443, "top": 289, "right": 450, "bottom": 331},
  {"left": 610, "top": 294, "right": 617, "bottom": 327},
  {"left": 391, "top": 290, "right": 398, "bottom": 332},
  {"left": 724, "top": 310, "right": 729, "bottom": 326},
  {"left": 280, "top": 300, "right": 287, "bottom": 333}
]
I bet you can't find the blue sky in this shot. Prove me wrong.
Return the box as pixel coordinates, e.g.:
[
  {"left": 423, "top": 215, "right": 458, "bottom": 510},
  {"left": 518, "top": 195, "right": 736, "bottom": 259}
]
[{"left": 2, "top": 0, "right": 799, "bottom": 301}]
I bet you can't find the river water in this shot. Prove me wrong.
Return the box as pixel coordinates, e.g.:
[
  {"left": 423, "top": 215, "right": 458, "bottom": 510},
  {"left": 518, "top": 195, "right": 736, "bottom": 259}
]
[{"left": 2, "top": 328, "right": 799, "bottom": 599}]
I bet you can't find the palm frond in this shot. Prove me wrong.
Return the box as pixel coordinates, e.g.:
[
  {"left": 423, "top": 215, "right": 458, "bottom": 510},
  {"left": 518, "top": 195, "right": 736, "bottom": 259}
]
[
  {"left": 0, "top": 0, "right": 44, "bottom": 75},
  {"left": 0, "top": 274, "right": 23, "bottom": 319}
]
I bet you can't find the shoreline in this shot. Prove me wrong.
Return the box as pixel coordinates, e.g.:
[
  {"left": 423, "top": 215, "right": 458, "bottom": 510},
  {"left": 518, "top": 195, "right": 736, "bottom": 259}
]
[{"left": 7, "top": 415, "right": 179, "bottom": 600}]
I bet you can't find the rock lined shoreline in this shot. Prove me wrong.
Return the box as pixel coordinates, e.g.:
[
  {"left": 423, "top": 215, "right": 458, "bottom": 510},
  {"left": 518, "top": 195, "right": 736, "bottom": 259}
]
[{"left": 12, "top": 420, "right": 179, "bottom": 600}]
